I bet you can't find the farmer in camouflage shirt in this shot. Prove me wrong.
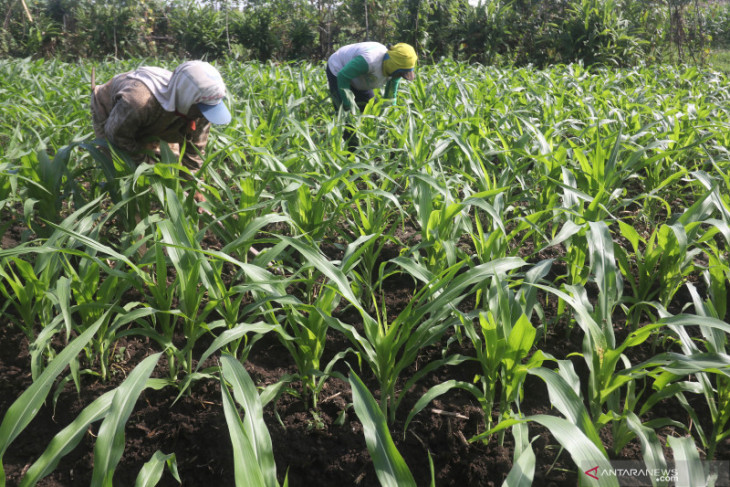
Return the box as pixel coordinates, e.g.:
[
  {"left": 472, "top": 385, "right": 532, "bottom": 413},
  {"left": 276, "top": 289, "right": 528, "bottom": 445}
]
[{"left": 91, "top": 60, "right": 231, "bottom": 172}]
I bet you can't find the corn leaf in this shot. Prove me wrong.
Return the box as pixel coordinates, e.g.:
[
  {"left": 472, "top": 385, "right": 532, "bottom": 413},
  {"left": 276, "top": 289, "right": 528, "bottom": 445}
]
[
  {"left": 0, "top": 312, "right": 106, "bottom": 474},
  {"left": 135, "top": 451, "right": 181, "bottom": 487},
  {"left": 502, "top": 441, "right": 535, "bottom": 487},
  {"left": 220, "top": 367, "right": 268, "bottom": 487},
  {"left": 349, "top": 370, "right": 416, "bottom": 487},
  {"left": 220, "top": 355, "right": 278, "bottom": 487},
  {"left": 404, "top": 379, "right": 482, "bottom": 432},
  {"left": 481, "top": 415, "right": 619, "bottom": 487},
  {"left": 668, "top": 436, "right": 707, "bottom": 487},
  {"left": 91, "top": 353, "right": 162, "bottom": 487},
  {"left": 20, "top": 378, "right": 169, "bottom": 487},
  {"left": 527, "top": 368, "right": 605, "bottom": 454},
  {"left": 20, "top": 390, "right": 115, "bottom": 487},
  {"left": 624, "top": 413, "right": 669, "bottom": 487}
]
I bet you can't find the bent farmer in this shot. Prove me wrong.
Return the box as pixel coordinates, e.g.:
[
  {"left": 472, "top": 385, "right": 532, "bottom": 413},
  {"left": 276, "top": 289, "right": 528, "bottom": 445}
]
[
  {"left": 90, "top": 60, "right": 231, "bottom": 171},
  {"left": 325, "top": 42, "right": 417, "bottom": 148}
]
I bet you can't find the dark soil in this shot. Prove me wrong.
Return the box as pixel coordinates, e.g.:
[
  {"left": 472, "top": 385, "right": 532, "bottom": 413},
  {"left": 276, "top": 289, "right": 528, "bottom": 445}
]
[
  {"left": 0, "top": 308, "right": 564, "bottom": 487},
  {"left": 1, "top": 221, "right": 728, "bottom": 487}
]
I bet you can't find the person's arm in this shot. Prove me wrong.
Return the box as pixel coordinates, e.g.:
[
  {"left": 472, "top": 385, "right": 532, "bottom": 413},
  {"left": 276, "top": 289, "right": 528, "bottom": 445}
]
[
  {"left": 383, "top": 77, "right": 402, "bottom": 104},
  {"left": 182, "top": 119, "right": 211, "bottom": 172},
  {"left": 335, "top": 56, "right": 370, "bottom": 110}
]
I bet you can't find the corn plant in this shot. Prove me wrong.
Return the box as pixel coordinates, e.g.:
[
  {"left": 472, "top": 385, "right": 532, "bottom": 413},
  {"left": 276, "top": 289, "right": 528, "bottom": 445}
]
[
  {"left": 405, "top": 261, "right": 552, "bottom": 436},
  {"left": 15, "top": 148, "right": 67, "bottom": 235},
  {"left": 525, "top": 287, "right": 730, "bottom": 463},
  {"left": 407, "top": 311, "right": 543, "bottom": 436},
  {"left": 616, "top": 221, "right": 701, "bottom": 324},
  {"left": 16, "top": 360, "right": 172, "bottom": 487},
  {"left": 486, "top": 364, "right": 721, "bottom": 487},
  {"left": 282, "top": 181, "right": 333, "bottom": 242},
  {"left": 405, "top": 171, "right": 473, "bottom": 273},
  {"left": 265, "top": 236, "right": 358, "bottom": 407},
  {"left": 279, "top": 284, "right": 339, "bottom": 407},
  {"left": 174, "top": 319, "right": 295, "bottom": 403},
  {"left": 3, "top": 57, "right": 730, "bottom": 486},
  {"left": 219, "top": 355, "right": 287, "bottom": 487},
  {"left": 332, "top": 257, "right": 526, "bottom": 422},
  {"left": 0, "top": 256, "right": 53, "bottom": 341},
  {"left": 91, "top": 353, "right": 163, "bottom": 487},
  {"left": 531, "top": 221, "right": 673, "bottom": 450},
  {"left": 660, "top": 300, "right": 730, "bottom": 460},
  {"left": 0, "top": 314, "right": 106, "bottom": 483},
  {"left": 153, "top": 187, "right": 229, "bottom": 377},
  {"left": 26, "top": 207, "right": 150, "bottom": 380},
  {"left": 134, "top": 451, "right": 181, "bottom": 487},
  {"left": 481, "top": 412, "right": 619, "bottom": 487},
  {"left": 0, "top": 162, "right": 18, "bottom": 214},
  {"left": 348, "top": 370, "right": 422, "bottom": 487},
  {"left": 337, "top": 165, "right": 405, "bottom": 300}
]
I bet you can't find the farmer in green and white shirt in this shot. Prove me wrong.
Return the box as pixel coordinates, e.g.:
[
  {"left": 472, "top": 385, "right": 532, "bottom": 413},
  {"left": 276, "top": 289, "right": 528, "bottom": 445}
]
[
  {"left": 326, "top": 42, "right": 417, "bottom": 112},
  {"left": 326, "top": 42, "right": 417, "bottom": 148}
]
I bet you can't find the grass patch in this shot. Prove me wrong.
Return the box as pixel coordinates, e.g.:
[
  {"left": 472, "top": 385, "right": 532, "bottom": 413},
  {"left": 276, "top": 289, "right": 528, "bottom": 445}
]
[{"left": 709, "top": 48, "right": 730, "bottom": 72}]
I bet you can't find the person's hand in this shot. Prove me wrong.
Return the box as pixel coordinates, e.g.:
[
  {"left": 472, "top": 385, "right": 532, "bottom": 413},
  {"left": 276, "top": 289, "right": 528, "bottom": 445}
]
[{"left": 193, "top": 191, "right": 206, "bottom": 214}]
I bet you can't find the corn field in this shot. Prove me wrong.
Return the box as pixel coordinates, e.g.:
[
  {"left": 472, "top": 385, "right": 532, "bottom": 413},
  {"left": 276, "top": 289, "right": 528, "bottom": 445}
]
[{"left": 1, "top": 57, "right": 730, "bottom": 486}]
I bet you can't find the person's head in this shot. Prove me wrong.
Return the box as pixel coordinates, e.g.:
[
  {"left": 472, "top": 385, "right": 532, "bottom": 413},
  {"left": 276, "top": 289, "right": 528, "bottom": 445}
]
[
  {"left": 171, "top": 61, "right": 232, "bottom": 125},
  {"left": 383, "top": 43, "right": 417, "bottom": 81}
]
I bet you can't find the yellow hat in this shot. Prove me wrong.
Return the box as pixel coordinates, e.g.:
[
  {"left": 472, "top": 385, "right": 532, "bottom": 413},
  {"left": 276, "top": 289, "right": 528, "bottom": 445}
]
[{"left": 383, "top": 43, "right": 417, "bottom": 80}]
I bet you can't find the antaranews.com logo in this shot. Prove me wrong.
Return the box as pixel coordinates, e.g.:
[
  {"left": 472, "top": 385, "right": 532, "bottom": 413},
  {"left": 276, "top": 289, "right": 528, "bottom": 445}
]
[{"left": 582, "top": 460, "right": 730, "bottom": 486}]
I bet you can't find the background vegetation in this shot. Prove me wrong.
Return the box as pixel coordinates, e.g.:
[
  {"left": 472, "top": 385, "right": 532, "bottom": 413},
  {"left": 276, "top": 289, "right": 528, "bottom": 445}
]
[{"left": 2, "top": 0, "right": 730, "bottom": 67}]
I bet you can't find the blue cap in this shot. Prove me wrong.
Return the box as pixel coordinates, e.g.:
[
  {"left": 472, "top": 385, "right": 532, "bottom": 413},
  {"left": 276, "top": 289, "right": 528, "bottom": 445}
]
[{"left": 198, "top": 100, "right": 231, "bottom": 125}]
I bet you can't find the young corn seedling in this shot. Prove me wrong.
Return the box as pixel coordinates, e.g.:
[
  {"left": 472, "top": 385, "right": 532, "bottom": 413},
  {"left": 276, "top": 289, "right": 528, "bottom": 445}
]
[
  {"left": 405, "top": 262, "right": 551, "bottom": 438},
  {"left": 349, "top": 370, "right": 421, "bottom": 487},
  {"left": 219, "top": 355, "right": 287, "bottom": 487},
  {"left": 18, "top": 381, "right": 175, "bottom": 487},
  {"left": 335, "top": 256, "right": 526, "bottom": 422},
  {"left": 616, "top": 221, "right": 700, "bottom": 322},
  {"left": 20, "top": 207, "right": 152, "bottom": 381},
  {"left": 465, "top": 311, "right": 542, "bottom": 434},
  {"left": 280, "top": 164, "right": 351, "bottom": 244},
  {"left": 479, "top": 412, "right": 620, "bottom": 487},
  {"left": 528, "top": 223, "right": 633, "bottom": 434},
  {"left": 466, "top": 192, "right": 511, "bottom": 267},
  {"left": 532, "top": 223, "right": 726, "bottom": 459},
  {"left": 405, "top": 175, "right": 473, "bottom": 273},
  {"left": 265, "top": 235, "right": 363, "bottom": 408},
  {"left": 56, "top": 254, "right": 141, "bottom": 381},
  {"left": 661, "top": 294, "right": 730, "bottom": 460},
  {"left": 12, "top": 141, "right": 99, "bottom": 237},
  {"left": 90, "top": 353, "right": 163, "bottom": 487},
  {"left": 693, "top": 216, "right": 730, "bottom": 322},
  {"left": 0, "top": 313, "right": 107, "bottom": 483},
  {"left": 198, "top": 171, "right": 279, "bottom": 256},
  {"left": 0, "top": 256, "right": 52, "bottom": 342},
  {"left": 154, "top": 190, "right": 224, "bottom": 378},
  {"left": 280, "top": 284, "right": 340, "bottom": 408}
]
